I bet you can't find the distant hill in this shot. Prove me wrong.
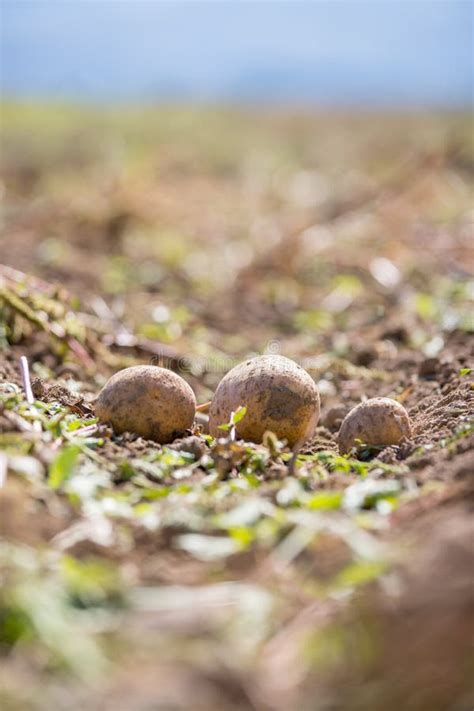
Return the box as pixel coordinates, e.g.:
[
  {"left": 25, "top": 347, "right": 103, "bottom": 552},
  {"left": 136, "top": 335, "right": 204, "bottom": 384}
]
[{"left": 1, "top": 1, "right": 472, "bottom": 106}]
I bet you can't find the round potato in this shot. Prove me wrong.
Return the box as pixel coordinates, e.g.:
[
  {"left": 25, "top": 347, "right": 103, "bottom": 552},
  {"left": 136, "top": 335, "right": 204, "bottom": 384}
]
[
  {"left": 95, "top": 365, "right": 196, "bottom": 443},
  {"left": 338, "top": 397, "right": 411, "bottom": 454},
  {"left": 209, "top": 354, "right": 320, "bottom": 446}
]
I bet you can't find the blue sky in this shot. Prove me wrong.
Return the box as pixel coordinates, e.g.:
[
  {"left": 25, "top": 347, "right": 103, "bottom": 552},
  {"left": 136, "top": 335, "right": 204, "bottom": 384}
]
[{"left": 1, "top": 1, "right": 472, "bottom": 106}]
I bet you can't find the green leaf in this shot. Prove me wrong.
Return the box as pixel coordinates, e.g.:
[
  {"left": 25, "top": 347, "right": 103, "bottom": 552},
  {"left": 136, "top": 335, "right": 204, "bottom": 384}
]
[
  {"left": 343, "top": 479, "right": 401, "bottom": 511},
  {"left": 218, "top": 405, "right": 247, "bottom": 431},
  {"left": 294, "top": 309, "right": 333, "bottom": 332},
  {"left": 460, "top": 367, "right": 471, "bottom": 377},
  {"left": 232, "top": 406, "right": 247, "bottom": 424},
  {"left": 332, "top": 559, "right": 387, "bottom": 590},
  {"left": 228, "top": 527, "right": 255, "bottom": 548},
  {"left": 48, "top": 444, "right": 81, "bottom": 490},
  {"left": 306, "top": 491, "right": 343, "bottom": 510},
  {"left": 414, "top": 293, "right": 437, "bottom": 321},
  {"left": 60, "top": 555, "right": 123, "bottom": 608}
]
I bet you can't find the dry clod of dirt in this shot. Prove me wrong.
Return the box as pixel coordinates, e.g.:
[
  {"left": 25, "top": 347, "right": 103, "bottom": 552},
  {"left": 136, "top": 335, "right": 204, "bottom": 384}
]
[
  {"left": 168, "top": 434, "right": 208, "bottom": 459},
  {"left": 338, "top": 396, "right": 412, "bottom": 454},
  {"left": 95, "top": 364, "right": 196, "bottom": 443},
  {"left": 418, "top": 356, "right": 441, "bottom": 378},
  {"left": 209, "top": 354, "right": 320, "bottom": 446},
  {"left": 321, "top": 405, "right": 349, "bottom": 432}
]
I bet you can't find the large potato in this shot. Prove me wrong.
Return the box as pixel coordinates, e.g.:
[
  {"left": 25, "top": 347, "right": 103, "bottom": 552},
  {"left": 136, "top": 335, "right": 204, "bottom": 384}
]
[
  {"left": 338, "top": 397, "right": 411, "bottom": 454},
  {"left": 95, "top": 365, "right": 196, "bottom": 443},
  {"left": 209, "top": 355, "right": 320, "bottom": 446}
]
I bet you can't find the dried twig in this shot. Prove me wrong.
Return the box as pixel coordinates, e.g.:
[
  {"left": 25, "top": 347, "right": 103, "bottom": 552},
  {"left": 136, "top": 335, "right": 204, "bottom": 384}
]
[
  {"left": 0, "top": 263, "right": 61, "bottom": 295},
  {"left": 72, "top": 423, "right": 99, "bottom": 437},
  {"left": 196, "top": 401, "right": 211, "bottom": 413},
  {"left": 2, "top": 409, "right": 36, "bottom": 433},
  {"left": 0, "top": 453, "right": 7, "bottom": 488},
  {"left": 2, "top": 275, "right": 96, "bottom": 370},
  {"left": 19, "top": 356, "right": 34, "bottom": 404},
  {"left": 229, "top": 411, "right": 237, "bottom": 442},
  {"left": 18, "top": 356, "right": 43, "bottom": 433},
  {"left": 287, "top": 440, "right": 303, "bottom": 477},
  {"left": 103, "top": 332, "right": 183, "bottom": 365},
  {"left": 67, "top": 337, "right": 96, "bottom": 369},
  {"left": 1, "top": 285, "right": 52, "bottom": 333}
]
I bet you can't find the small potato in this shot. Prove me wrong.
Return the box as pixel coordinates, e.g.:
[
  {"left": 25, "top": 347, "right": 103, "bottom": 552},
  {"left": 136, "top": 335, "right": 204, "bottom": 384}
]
[
  {"left": 95, "top": 365, "right": 196, "bottom": 443},
  {"left": 338, "top": 397, "right": 411, "bottom": 454},
  {"left": 209, "top": 354, "right": 320, "bottom": 446}
]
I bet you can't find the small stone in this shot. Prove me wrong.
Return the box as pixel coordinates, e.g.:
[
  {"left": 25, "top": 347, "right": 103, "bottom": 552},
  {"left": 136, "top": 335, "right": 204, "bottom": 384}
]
[
  {"left": 418, "top": 357, "right": 439, "bottom": 378},
  {"left": 31, "top": 377, "right": 47, "bottom": 399},
  {"left": 321, "top": 405, "right": 349, "bottom": 432},
  {"left": 168, "top": 435, "right": 207, "bottom": 460}
]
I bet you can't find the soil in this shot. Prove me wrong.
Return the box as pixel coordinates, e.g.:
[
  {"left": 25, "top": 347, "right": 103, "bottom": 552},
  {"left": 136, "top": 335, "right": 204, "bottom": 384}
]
[{"left": 0, "top": 106, "right": 473, "bottom": 711}]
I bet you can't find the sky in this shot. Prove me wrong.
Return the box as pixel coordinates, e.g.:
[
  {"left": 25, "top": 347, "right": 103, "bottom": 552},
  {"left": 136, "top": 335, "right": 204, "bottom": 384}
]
[{"left": 1, "top": 1, "right": 473, "bottom": 106}]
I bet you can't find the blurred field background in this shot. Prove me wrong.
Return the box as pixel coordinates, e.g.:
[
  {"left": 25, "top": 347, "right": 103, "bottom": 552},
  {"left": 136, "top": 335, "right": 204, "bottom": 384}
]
[
  {"left": 2, "top": 104, "right": 472, "bottom": 374},
  {"left": 1, "top": 3, "right": 473, "bottom": 711}
]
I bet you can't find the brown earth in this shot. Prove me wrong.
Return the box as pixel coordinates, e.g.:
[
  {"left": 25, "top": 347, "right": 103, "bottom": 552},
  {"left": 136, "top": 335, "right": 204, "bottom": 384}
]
[{"left": 0, "top": 106, "right": 473, "bottom": 711}]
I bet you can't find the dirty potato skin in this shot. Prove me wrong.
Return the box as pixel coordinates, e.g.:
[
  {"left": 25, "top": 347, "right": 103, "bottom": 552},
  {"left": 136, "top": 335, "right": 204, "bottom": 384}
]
[
  {"left": 338, "top": 397, "right": 411, "bottom": 454},
  {"left": 209, "top": 355, "right": 320, "bottom": 446},
  {"left": 95, "top": 365, "right": 196, "bottom": 443}
]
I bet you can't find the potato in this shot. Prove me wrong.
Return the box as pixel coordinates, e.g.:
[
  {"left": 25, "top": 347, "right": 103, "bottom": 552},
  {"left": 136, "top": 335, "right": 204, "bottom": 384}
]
[
  {"left": 95, "top": 365, "right": 196, "bottom": 443},
  {"left": 338, "top": 397, "right": 411, "bottom": 454},
  {"left": 209, "top": 354, "right": 320, "bottom": 446}
]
